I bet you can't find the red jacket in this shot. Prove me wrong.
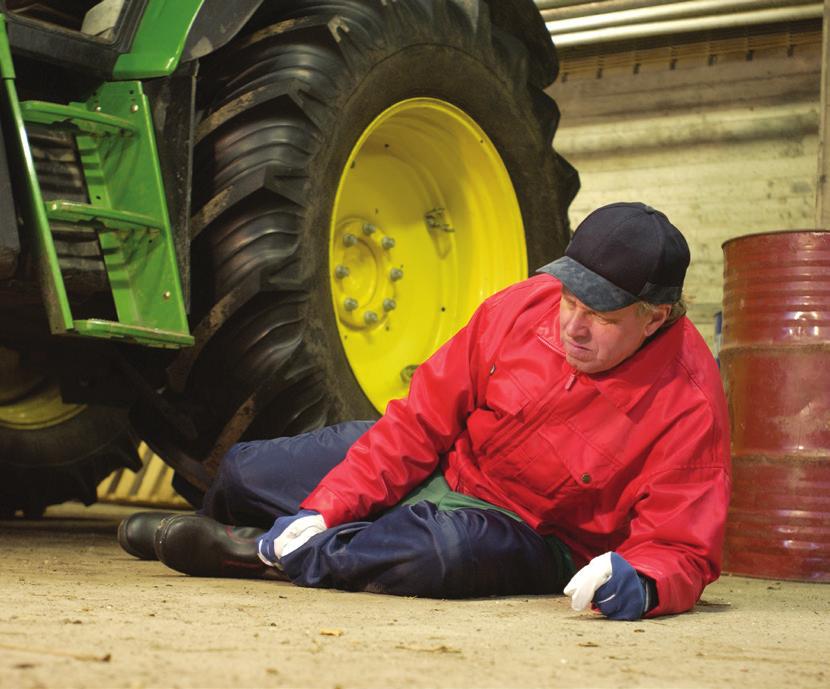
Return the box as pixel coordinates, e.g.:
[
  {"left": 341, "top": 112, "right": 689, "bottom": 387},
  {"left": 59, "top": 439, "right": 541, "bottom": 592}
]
[{"left": 303, "top": 275, "right": 731, "bottom": 616}]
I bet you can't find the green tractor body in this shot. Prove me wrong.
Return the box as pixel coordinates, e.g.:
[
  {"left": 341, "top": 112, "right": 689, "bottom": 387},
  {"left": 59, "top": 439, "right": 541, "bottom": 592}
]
[{"left": 0, "top": 0, "right": 578, "bottom": 516}]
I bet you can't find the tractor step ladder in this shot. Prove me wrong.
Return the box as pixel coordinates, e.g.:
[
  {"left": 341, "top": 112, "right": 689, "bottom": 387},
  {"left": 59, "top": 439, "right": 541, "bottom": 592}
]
[{"left": 0, "top": 16, "right": 192, "bottom": 348}]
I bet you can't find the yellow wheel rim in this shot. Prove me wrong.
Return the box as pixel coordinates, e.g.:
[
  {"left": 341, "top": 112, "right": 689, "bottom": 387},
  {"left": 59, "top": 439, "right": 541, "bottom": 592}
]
[
  {"left": 0, "top": 346, "right": 86, "bottom": 430},
  {"left": 330, "top": 98, "right": 526, "bottom": 412}
]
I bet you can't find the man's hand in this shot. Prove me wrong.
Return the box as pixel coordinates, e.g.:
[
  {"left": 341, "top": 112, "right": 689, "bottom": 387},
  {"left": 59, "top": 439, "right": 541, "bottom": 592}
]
[
  {"left": 563, "top": 551, "right": 652, "bottom": 621},
  {"left": 257, "top": 510, "right": 327, "bottom": 567}
]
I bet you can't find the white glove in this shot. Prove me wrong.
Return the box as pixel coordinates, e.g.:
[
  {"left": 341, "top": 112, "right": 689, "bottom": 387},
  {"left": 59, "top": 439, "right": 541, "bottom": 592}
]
[
  {"left": 563, "top": 551, "right": 613, "bottom": 611},
  {"left": 274, "top": 512, "right": 327, "bottom": 558},
  {"left": 257, "top": 510, "right": 328, "bottom": 567},
  {"left": 564, "top": 551, "right": 650, "bottom": 620}
]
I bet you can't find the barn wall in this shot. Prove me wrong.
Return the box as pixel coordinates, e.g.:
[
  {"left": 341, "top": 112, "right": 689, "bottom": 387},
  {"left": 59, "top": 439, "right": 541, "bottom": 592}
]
[{"left": 548, "top": 28, "right": 822, "bottom": 348}]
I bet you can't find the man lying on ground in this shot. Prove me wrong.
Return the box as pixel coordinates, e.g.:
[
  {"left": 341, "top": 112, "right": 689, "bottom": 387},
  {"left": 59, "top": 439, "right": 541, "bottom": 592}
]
[{"left": 119, "top": 201, "right": 730, "bottom": 621}]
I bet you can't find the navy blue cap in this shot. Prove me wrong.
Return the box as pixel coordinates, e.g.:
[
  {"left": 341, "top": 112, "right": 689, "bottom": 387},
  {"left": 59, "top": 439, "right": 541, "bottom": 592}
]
[{"left": 537, "top": 202, "right": 690, "bottom": 312}]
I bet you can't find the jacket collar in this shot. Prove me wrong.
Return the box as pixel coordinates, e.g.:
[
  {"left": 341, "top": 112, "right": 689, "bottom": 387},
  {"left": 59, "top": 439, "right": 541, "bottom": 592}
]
[{"left": 535, "top": 305, "right": 685, "bottom": 415}]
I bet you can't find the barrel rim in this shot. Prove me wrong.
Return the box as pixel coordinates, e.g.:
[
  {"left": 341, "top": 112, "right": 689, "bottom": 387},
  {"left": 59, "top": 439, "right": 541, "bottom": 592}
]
[{"left": 722, "top": 229, "right": 830, "bottom": 250}]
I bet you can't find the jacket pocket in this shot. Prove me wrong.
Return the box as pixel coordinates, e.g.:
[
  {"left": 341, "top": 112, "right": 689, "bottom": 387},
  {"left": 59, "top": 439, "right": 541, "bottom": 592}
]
[
  {"left": 467, "top": 368, "right": 528, "bottom": 454},
  {"left": 537, "top": 422, "right": 622, "bottom": 494},
  {"left": 483, "top": 368, "right": 529, "bottom": 419}
]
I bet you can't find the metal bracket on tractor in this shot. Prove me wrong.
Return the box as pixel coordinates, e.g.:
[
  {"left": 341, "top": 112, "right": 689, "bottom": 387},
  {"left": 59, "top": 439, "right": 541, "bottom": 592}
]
[{"left": 0, "top": 15, "right": 192, "bottom": 349}]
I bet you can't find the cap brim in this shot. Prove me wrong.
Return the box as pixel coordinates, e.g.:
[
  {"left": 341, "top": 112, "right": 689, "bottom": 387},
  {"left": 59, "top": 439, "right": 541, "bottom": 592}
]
[{"left": 537, "top": 256, "right": 638, "bottom": 312}]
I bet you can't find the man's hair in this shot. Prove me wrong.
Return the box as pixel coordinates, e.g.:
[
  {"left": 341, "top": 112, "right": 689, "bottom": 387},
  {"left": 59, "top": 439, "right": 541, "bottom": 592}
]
[{"left": 637, "top": 295, "right": 687, "bottom": 331}]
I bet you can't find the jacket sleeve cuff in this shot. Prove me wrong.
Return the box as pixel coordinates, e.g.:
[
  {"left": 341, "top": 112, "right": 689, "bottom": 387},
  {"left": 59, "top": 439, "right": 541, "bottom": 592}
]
[
  {"left": 633, "top": 562, "right": 702, "bottom": 618},
  {"left": 638, "top": 574, "right": 658, "bottom": 615},
  {"left": 300, "top": 485, "right": 357, "bottom": 527}
]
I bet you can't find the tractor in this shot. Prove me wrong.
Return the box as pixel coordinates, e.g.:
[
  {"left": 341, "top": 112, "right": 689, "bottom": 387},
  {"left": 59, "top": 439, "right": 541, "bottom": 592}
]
[{"left": 0, "top": 0, "right": 577, "bottom": 516}]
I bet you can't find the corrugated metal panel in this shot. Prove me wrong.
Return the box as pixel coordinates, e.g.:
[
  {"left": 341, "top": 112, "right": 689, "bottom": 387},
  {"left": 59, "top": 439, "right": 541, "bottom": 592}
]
[
  {"left": 548, "top": 30, "right": 822, "bottom": 349},
  {"left": 536, "top": 1, "right": 822, "bottom": 47},
  {"left": 98, "top": 442, "right": 188, "bottom": 508}
]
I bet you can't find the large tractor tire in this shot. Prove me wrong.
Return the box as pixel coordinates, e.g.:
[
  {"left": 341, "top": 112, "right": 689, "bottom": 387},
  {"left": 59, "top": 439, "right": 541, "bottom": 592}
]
[
  {"left": 0, "top": 346, "right": 140, "bottom": 517},
  {"left": 139, "top": 0, "right": 578, "bottom": 485}
]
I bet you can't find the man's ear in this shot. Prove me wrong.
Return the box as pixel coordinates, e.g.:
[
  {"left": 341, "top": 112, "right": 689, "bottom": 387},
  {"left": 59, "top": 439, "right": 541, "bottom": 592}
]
[{"left": 643, "top": 305, "right": 671, "bottom": 337}]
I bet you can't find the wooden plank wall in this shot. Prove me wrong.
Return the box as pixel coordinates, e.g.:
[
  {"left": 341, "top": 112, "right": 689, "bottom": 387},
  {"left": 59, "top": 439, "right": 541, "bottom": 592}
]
[{"left": 548, "top": 34, "right": 822, "bottom": 349}]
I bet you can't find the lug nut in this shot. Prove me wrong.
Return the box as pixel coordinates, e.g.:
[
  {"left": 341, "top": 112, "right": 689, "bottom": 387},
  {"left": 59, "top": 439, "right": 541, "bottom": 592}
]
[
  {"left": 363, "top": 311, "right": 379, "bottom": 325},
  {"left": 381, "top": 237, "right": 396, "bottom": 250},
  {"left": 383, "top": 299, "right": 397, "bottom": 312},
  {"left": 130, "top": 103, "right": 139, "bottom": 113},
  {"left": 363, "top": 223, "right": 377, "bottom": 235},
  {"left": 389, "top": 268, "right": 404, "bottom": 282},
  {"left": 400, "top": 364, "right": 418, "bottom": 383},
  {"left": 343, "top": 233, "right": 358, "bottom": 247},
  {"left": 335, "top": 265, "right": 350, "bottom": 279},
  {"left": 344, "top": 298, "right": 358, "bottom": 312},
  {"left": 163, "top": 290, "right": 171, "bottom": 300}
]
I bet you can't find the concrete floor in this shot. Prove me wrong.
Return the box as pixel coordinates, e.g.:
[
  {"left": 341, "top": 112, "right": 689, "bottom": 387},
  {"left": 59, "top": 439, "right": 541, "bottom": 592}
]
[{"left": 0, "top": 503, "right": 828, "bottom": 689}]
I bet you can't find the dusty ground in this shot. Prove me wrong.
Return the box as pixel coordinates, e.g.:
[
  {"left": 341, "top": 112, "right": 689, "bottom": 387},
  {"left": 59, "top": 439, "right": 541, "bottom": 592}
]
[{"left": 0, "top": 504, "right": 828, "bottom": 689}]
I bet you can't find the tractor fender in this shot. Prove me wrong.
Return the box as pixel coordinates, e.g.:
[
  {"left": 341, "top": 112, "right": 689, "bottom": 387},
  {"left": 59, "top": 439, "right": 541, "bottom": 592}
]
[
  {"left": 181, "top": 0, "right": 557, "bottom": 87},
  {"left": 181, "top": 0, "right": 263, "bottom": 61}
]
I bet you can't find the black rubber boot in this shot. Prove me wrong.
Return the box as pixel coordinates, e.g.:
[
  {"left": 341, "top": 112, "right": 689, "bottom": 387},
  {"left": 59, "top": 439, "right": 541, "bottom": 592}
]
[
  {"left": 153, "top": 513, "right": 286, "bottom": 580},
  {"left": 117, "top": 511, "right": 179, "bottom": 560}
]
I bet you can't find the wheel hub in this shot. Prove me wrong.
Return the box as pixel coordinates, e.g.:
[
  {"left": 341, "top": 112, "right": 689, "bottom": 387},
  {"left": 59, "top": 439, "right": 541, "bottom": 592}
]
[
  {"left": 332, "top": 218, "right": 401, "bottom": 331},
  {"left": 0, "top": 347, "right": 86, "bottom": 430},
  {"left": 329, "top": 98, "right": 526, "bottom": 412}
]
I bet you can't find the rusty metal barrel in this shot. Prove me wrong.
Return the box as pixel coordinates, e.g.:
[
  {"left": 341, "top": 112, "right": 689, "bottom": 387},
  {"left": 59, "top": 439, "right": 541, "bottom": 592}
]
[{"left": 720, "top": 230, "right": 830, "bottom": 581}]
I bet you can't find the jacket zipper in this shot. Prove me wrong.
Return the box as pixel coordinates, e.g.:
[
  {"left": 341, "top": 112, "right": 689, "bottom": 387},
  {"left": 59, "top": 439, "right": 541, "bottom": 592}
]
[
  {"left": 537, "top": 333, "right": 580, "bottom": 391},
  {"left": 565, "top": 370, "right": 578, "bottom": 390}
]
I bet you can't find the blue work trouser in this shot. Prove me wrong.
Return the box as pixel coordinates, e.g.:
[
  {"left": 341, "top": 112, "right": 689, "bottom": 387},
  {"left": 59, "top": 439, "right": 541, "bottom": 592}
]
[{"left": 198, "top": 421, "right": 572, "bottom": 598}]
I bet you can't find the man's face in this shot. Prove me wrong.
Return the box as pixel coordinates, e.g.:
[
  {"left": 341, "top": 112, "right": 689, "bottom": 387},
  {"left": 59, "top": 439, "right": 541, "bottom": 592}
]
[{"left": 559, "top": 288, "right": 669, "bottom": 374}]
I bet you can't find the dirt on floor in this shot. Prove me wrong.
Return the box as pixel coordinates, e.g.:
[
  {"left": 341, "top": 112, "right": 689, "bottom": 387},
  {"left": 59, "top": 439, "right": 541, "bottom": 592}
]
[{"left": 0, "top": 503, "right": 828, "bottom": 689}]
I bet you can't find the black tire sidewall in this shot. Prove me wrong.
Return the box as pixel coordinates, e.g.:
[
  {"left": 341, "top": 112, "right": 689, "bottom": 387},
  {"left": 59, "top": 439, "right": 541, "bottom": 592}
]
[{"left": 0, "top": 406, "right": 137, "bottom": 512}]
